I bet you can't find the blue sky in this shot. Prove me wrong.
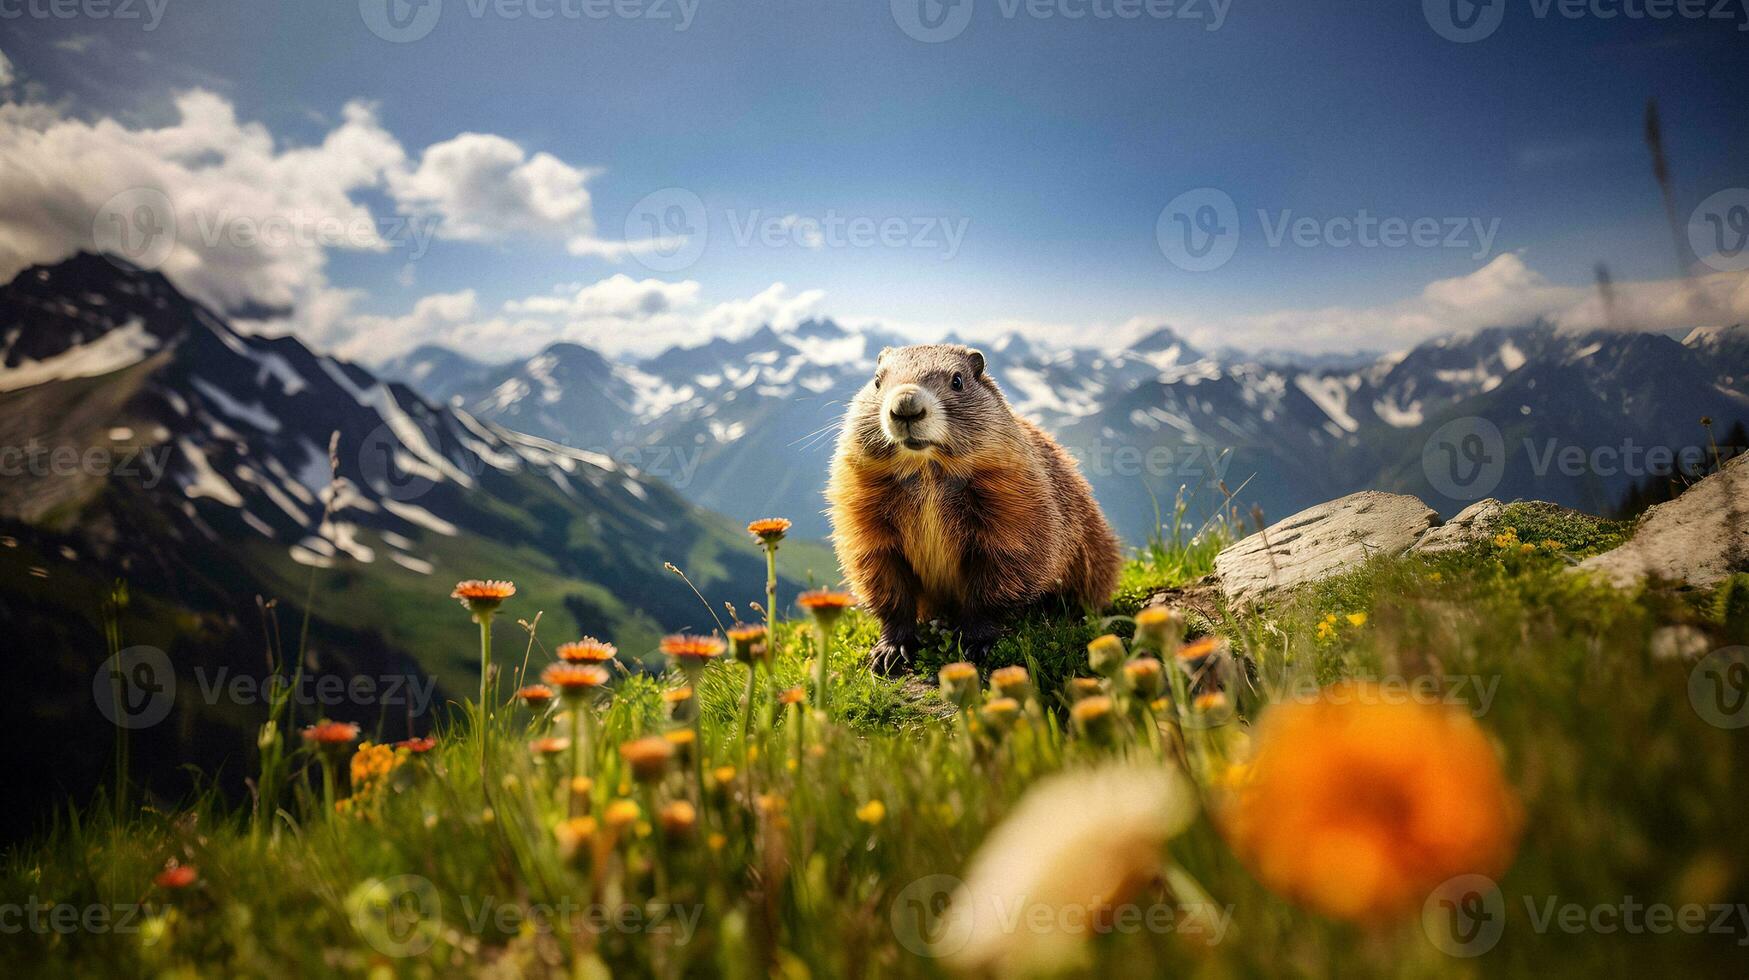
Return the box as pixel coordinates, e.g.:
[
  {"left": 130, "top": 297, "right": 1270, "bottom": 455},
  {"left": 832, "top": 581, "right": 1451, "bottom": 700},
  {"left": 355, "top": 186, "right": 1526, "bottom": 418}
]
[{"left": 1, "top": 0, "right": 1746, "bottom": 359}]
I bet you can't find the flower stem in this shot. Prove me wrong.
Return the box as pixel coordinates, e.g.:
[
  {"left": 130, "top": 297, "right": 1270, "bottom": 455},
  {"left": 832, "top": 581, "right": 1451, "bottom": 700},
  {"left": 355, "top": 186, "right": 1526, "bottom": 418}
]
[
  {"left": 812, "top": 624, "right": 831, "bottom": 721},
  {"left": 320, "top": 756, "right": 336, "bottom": 817},
  {"left": 569, "top": 701, "right": 585, "bottom": 817},
  {"left": 479, "top": 615, "right": 494, "bottom": 791}
]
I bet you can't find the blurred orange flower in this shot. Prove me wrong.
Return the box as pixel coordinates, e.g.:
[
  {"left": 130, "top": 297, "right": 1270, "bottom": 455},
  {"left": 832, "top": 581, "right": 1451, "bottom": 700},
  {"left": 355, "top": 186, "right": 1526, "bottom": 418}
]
[
  {"left": 300, "top": 720, "right": 360, "bottom": 747},
  {"left": 556, "top": 638, "right": 617, "bottom": 664},
  {"left": 1223, "top": 682, "right": 1521, "bottom": 924},
  {"left": 154, "top": 864, "right": 198, "bottom": 889},
  {"left": 541, "top": 663, "right": 610, "bottom": 699},
  {"left": 660, "top": 635, "right": 725, "bottom": 668}
]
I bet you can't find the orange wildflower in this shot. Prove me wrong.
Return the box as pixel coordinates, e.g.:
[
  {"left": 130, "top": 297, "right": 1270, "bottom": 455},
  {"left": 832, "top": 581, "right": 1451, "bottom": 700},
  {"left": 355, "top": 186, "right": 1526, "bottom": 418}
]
[
  {"left": 541, "top": 663, "right": 609, "bottom": 699},
  {"left": 747, "top": 517, "right": 792, "bottom": 545},
  {"left": 451, "top": 579, "right": 515, "bottom": 616},
  {"left": 530, "top": 736, "right": 571, "bottom": 758},
  {"left": 796, "top": 589, "right": 855, "bottom": 623},
  {"left": 660, "top": 635, "right": 725, "bottom": 670},
  {"left": 154, "top": 864, "right": 197, "bottom": 889},
  {"left": 726, "top": 624, "right": 769, "bottom": 663},
  {"left": 300, "top": 720, "right": 360, "bottom": 747},
  {"left": 618, "top": 736, "right": 675, "bottom": 783},
  {"left": 1176, "top": 636, "right": 1223, "bottom": 662},
  {"left": 517, "top": 684, "right": 556, "bottom": 708},
  {"left": 556, "top": 638, "right": 617, "bottom": 664},
  {"left": 1223, "top": 682, "right": 1521, "bottom": 924}
]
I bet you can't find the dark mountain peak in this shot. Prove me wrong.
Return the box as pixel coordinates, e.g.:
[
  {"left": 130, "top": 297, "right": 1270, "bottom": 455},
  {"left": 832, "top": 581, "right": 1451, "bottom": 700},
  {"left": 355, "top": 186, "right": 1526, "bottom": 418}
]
[
  {"left": 987, "top": 332, "right": 1035, "bottom": 359},
  {"left": 537, "top": 341, "right": 612, "bottom": 370},
  {"left": 0, "top": 251, "right": 215, "bottom": 369},
  {"left": 788, "top": 318, "right": 847, "bottom": 341},
  {"left": 1130, "top": 325, "right": 1198, "bottom": 357}
]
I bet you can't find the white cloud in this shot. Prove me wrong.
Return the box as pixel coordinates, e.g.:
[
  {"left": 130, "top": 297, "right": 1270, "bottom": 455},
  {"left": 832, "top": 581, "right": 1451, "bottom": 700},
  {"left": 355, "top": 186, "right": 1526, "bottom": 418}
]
[
  {"left": 387, "top": 133, "right": 596, "bottom": 242},
  {"left": 338, "top": 277, "right": 825, "bottom": 363},
  {"left": 0, "top": 49, "right": 15, "bottom": 88},
  {"left": 0, "top": 90, "right": 402, "bottom": 321},
  {"left": 1103, "top": 254, "right": 1749, "bottom": 356},
  {"left": 0, "top": 87, "right": 663, "bottom": 342},
  {"left": 504, "top": 274, "right": 701, "bottom": 318},
  {"left": 566, "top": 234, "right": 689, "bottom": 260}
]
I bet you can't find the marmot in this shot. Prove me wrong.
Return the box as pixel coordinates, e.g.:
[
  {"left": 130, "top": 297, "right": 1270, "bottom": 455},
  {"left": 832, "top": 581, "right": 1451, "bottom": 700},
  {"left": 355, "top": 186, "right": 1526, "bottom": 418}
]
[{"left": 826, "top": 343, "right": 1122, "bottom": 673}]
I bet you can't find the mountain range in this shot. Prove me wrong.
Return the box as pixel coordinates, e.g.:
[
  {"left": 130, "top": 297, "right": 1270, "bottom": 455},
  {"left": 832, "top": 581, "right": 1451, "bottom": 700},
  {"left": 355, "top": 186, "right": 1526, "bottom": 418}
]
[
  {"left": 0, "top": 254, "right": 830, "bottom": 834},
  {"left": 381, "top": 313, "right": 1749, "bottom": 540},
  {"left": 4, "top": 253, "right": 1745, "bottom": 835}
]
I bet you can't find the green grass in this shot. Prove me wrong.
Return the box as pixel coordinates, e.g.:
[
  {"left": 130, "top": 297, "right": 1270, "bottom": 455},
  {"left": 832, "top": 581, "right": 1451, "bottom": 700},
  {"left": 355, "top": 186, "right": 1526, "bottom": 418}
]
[{"left": 7, "top": 520, "right": 1748, "bottom": 978}]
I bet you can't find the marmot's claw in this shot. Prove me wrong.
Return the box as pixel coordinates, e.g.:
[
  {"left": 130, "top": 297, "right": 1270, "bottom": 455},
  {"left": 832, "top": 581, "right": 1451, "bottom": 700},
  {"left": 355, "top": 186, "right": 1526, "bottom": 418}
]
[
  {"left": 958, "top": 621, "right": 1002, "bottom": 662},
  {"left": 870, "top": 637, "right": 916, "bottom": 676}
]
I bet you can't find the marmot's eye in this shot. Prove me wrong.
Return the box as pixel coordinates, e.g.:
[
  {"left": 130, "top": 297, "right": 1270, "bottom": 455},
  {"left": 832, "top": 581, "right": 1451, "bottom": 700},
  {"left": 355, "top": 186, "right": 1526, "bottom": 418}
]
[
  {"left": 873, "top": 375, "right": 882, "bottom": 390},
  {"left": 950, "top": 372, "right": 963, "bottom": 391}
]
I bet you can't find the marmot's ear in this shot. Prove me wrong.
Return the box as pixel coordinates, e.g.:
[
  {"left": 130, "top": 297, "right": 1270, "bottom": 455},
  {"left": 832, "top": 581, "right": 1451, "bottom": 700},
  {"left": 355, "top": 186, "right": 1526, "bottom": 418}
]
[
  {"left": 967, "top": 349, "right": 985, "bottom": 378},
  {"left": 877, "top": 346, "right": 894, "bottom": 366}
]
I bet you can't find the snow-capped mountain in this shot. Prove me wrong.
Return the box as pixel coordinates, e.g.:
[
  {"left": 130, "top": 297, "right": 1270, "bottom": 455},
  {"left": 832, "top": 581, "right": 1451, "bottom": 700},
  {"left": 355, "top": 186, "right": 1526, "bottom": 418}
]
[
  {"left": 0, "top": 255, "right": 842, "bottom": 813},
  {"left": 390, "top": 317, "right": 1749, "bottom": 539}
]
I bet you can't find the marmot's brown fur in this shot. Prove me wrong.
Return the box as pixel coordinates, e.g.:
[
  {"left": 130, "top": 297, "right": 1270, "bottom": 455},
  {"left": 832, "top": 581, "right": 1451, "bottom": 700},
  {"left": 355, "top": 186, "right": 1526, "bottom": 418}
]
[{"left": 826, "top": 344, "right": 1121, "bottom": 673}]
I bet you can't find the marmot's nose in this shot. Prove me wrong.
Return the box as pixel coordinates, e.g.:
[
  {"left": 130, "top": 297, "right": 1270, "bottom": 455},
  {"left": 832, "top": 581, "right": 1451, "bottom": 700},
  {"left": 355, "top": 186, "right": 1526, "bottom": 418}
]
[{"left": 888, "top": 391, "right": 927, "bottom": 424}]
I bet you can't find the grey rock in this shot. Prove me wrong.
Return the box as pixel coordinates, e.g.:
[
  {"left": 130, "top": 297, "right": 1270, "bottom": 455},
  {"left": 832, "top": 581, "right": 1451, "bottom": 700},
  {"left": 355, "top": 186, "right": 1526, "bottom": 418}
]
[
  {"left": 1413, "top": 498, "right": 1508, "bottom": 553},
  {"left": 1577, "top": 453, "right": 1749, "bottom": 588},
  {"left": 1649, "top": 625, "right": 1713, "bottom": 662},
  {"left": 1214, "top": 491, "right": 1439, "bottom": 606}
]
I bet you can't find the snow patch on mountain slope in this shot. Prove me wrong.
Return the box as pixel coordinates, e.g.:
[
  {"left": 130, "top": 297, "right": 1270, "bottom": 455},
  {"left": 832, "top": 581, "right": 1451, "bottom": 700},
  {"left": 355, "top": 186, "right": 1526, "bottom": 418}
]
[
  {"left": 0, "top": 318, "right": 158, "bottom": 392},
  {"left": 786, "top": 332, "right": 867, "bottom": 367},
  {"left": 1373, "top": 396, "right": 1424, "bottom": 428},
  {"left": 190, "top": 377, "right": 281, "bottom": 433},
  {"left": 175, "top": 437, "right": 244, "bottom": 506},
  {"left": 1294, "top": 375, "right": 1360, "bottom": 433},
  {"left": 382, "top": 498, "right": 459, "bottom": 536},
  {"left": 619, "top": 366, "right": 695, "bottom": 419},
  {"left": 1004, "top": 365, "right": 1101, "bottom": 417}
]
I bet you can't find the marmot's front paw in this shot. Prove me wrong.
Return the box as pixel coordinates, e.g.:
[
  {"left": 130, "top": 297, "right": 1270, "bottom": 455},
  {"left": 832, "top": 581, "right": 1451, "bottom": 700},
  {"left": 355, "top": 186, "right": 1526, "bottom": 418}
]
[
  {"left": 957, "top": 619, "right": 1003, "bottom": 661},
  {"left": 870, "top": 631, "right": 919, "bottom": 676}
]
